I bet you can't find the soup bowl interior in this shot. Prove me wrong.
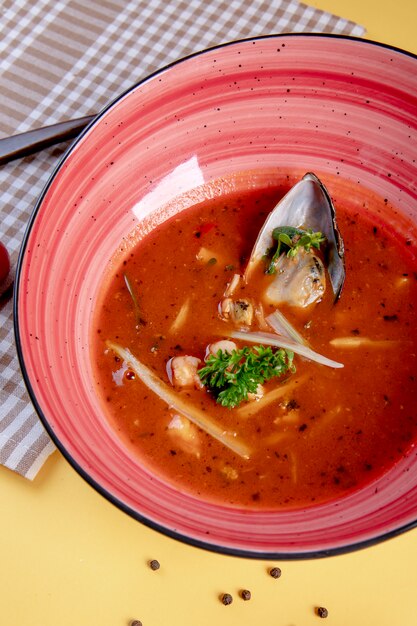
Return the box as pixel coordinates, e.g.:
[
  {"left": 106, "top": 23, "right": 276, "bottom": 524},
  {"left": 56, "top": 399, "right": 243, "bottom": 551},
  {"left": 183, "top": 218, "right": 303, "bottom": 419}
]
[{"left": 15, "top": 34, "right": 417, "bottom": 558}]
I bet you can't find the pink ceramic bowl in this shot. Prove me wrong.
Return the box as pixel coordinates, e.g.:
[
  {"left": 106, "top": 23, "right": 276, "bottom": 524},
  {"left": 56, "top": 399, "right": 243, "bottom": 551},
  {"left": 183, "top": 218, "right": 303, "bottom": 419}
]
[{"left": 15, "top": 34, "right": 417, "bottom": 558}]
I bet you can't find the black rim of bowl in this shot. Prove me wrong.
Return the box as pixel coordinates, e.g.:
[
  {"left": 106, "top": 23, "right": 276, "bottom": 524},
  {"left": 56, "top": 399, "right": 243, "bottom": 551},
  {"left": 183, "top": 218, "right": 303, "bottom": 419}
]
[{"left": 13, "top": 32, "right": 417, "bottom": 560}]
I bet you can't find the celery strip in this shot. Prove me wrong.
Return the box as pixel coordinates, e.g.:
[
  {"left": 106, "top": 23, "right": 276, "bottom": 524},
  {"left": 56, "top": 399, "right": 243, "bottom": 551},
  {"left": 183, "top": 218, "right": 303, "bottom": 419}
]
[{"left": 106, "top": 341, "right": 251, "bottom": 459}]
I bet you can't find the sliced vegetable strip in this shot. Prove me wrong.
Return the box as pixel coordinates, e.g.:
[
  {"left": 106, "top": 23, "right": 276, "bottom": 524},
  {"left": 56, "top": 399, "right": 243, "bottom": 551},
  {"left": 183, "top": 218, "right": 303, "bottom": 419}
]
[
  {"left": 123, "top": 273, "right": 142, "bottom": 325},
  {"left": 237, "top": 376, "right": 305, "bottom": 418},
  {"left": 106, "top": 341, "right": 251, "bottom": 459},
  {"left": 169, "top": 297, "right": 191, "bottom": 333},
  {"left": 229, "top": 330, "right": 343, "bottom": 369},
  {"left": 266, "top": 310, "right": 309, "bottom": 346},
  {"left": 329, "top": 336, "right": 399, "bottom": 348}
]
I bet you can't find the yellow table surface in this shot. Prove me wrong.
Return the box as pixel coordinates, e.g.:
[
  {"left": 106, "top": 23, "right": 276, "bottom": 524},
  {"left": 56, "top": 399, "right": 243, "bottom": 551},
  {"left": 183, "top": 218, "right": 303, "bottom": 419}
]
[{"left": 2, "top": 2, "right": 417, "bottom": 625}]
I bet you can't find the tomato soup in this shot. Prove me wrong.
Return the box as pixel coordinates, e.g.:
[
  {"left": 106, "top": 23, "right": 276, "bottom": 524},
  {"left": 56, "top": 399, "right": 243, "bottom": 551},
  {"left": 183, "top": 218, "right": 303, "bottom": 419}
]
[{"left": 92, "top": 174, "right": 417, "bottom": 509}]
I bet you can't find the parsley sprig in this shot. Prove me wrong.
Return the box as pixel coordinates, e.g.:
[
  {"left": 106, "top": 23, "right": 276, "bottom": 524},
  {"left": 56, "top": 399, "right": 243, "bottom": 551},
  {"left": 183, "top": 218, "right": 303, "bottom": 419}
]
[
  {"left": 198, "top": 345, "right": 295, "bottom": 408},
  {"left": 265, "top": 226, "right": 326, "bottom": 274}
]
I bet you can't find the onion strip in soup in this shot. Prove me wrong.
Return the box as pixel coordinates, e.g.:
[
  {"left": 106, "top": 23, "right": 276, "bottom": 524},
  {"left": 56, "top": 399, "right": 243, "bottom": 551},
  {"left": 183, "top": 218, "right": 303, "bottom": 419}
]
[{"left": 106, "top": 340, "right": 251, "bottom": 459}]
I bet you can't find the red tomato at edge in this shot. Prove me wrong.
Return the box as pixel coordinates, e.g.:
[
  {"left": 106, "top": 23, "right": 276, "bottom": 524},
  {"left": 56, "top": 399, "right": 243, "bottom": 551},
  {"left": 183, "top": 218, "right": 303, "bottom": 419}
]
[{"left": 0, "top": 241, "right": 10, "bottom": 284}]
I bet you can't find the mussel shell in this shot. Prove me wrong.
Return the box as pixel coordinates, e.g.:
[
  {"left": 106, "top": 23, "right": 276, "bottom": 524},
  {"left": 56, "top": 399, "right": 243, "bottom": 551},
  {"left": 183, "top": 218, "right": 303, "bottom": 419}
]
[{"left": 245, "top": 173, "right": 345, "bottom": 301}]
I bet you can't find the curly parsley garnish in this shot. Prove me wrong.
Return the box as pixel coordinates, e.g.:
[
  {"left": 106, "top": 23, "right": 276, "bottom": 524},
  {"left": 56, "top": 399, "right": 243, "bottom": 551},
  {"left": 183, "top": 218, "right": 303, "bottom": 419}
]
[
  {"left": 265, "top": 226, "right": 326, "bottom": 274},
  {"left": 198, "top": 345, "right": 295, "bottom": 408}
]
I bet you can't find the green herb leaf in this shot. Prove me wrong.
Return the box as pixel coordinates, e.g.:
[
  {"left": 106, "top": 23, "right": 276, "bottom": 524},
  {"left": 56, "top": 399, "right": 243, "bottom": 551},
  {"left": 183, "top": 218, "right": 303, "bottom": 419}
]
[
  {"left": 277, "top": 232, "right": 293, "bottom": 247},
  {"left": 198, "top": 345, "right": 295, "bottom": 408},
  {"left": 265, "top": 226, "right": 326, "bottom": 272}
]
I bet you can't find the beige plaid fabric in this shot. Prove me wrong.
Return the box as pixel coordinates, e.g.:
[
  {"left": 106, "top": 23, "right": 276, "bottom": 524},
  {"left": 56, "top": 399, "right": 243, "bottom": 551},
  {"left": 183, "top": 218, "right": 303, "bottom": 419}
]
[{"left": 0, "top": 0, "right": 365, "bottom": 479}]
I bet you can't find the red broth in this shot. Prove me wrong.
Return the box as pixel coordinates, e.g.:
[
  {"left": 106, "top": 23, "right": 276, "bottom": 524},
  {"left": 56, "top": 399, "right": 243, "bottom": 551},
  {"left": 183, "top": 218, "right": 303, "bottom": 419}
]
[{"left": 92, "top": 175, "right": 417, "bottom": 509}]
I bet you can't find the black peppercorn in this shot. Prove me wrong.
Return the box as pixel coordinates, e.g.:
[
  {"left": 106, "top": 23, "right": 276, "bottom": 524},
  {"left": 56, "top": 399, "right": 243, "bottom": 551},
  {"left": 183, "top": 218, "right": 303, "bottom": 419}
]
[
  {"left": 269, "top": 566, "right": 282, "bottom": 579},
  {"left": 221, "top": 593, "right": 233, "bottom": 605},
  {"left": 316, "top": 606, "right": 329, "bottom": 618},
  {"left": 240, "top": 589, "right": 251, "bottom": 601},
  {"left": 130, "top": 621, "right": 142, "bottom": 626},
  {"left": 149, "top": 559, "right": 160, "bottom": 571}
]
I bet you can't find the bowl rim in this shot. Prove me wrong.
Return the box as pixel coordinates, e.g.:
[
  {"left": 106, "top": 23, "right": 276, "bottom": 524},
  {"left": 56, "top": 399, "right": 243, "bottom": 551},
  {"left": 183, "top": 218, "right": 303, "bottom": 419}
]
[{"left": 13, "top": 32, "right": 417, "bottom": 560}]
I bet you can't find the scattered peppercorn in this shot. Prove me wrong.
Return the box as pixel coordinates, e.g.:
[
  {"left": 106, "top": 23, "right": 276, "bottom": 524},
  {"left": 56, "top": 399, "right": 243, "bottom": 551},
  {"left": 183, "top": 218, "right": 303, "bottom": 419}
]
[
  {"left": 240, "top": 589, "right": 251, "bottom": 601},
  {"left": 221, "top": 593, "right": 233, "bottom": 605},
  {"left": 269, "top": 566, "right": 282, "bottom": 579},
  {"left": 149, "top": 559, "right": 160, "bottom": 571},
  {"left": 130, "top": 621, "right": 142, "bottom": 626},
  {"left": 316, "top": 606, "right": 329, "bottom": 618}
]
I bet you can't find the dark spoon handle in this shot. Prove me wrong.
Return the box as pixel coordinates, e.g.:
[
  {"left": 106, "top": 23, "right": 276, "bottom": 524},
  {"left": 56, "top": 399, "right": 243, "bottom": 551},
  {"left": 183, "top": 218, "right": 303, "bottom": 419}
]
[{"left": 0, "top": 114, "right": 96, "bottom": 166}]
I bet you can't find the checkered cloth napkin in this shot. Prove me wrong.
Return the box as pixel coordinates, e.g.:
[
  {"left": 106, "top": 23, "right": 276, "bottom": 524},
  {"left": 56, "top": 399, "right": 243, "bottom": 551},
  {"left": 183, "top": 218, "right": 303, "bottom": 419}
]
[{"left": 0, "top": 0, "right": 365, "bottom": 479}]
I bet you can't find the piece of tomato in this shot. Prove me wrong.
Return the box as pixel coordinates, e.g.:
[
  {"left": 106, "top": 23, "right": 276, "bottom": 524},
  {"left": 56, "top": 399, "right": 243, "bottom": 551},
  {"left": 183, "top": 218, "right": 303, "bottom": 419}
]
[{"left": 0, "top": 241, "right": 10, "bottom": 284}]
